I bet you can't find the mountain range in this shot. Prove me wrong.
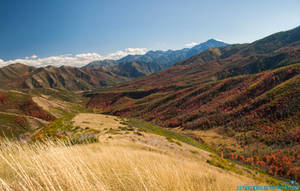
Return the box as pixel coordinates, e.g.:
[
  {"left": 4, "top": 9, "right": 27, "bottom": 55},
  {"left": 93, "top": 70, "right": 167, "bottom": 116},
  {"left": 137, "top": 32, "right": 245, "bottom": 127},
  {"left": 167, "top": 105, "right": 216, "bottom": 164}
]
[
  {"left": 0, "top": 39, "right": 227, "bottom": 90},
  {"left": 83, "top": 39, "right": 228, "bottom": 77}
]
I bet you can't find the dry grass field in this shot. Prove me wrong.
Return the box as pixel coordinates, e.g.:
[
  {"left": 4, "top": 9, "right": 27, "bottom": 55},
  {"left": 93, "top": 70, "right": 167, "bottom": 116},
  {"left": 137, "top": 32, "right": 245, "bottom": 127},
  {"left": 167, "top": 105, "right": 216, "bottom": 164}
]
[
  {"left": 0, "top": 113, "right": 276, "bottom": 191},
  {"left": 0, "top": 140, "right": 263, "bottom": 191}
]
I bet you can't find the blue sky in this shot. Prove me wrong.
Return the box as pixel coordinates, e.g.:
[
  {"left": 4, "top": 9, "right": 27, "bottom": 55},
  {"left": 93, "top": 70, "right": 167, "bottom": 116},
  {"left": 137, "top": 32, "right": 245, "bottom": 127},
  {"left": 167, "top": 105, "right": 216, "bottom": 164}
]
[{"left": 0, "top": 0, "right": 300, "bottom": 67}]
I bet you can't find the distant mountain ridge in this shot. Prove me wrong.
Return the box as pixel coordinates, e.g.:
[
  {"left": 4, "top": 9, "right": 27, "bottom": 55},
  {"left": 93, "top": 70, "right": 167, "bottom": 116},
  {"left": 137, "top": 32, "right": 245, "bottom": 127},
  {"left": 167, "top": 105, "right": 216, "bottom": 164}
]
[
  {"left": 0, "top": 63, "right": 130, "bottom": 90},
  {"left": 83, "top": 39, "right": 228, "bottom": 77},
  {"left": 118, "top": 39, "right": 228, "bottom": 66}
]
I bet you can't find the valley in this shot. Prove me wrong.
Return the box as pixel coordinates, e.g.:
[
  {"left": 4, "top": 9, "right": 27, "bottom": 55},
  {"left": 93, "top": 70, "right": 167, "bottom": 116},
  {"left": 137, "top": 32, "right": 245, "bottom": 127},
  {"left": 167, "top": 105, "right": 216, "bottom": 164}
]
[{"left": 0, "top": 88, "right": 284, "bottom": 190}]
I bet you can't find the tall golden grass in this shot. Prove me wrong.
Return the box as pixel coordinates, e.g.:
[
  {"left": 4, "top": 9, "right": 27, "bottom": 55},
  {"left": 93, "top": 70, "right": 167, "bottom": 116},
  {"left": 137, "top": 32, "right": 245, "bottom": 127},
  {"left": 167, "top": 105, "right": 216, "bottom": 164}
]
[{"left": 0, "top": 140, "right": 258, "bottom": 191}]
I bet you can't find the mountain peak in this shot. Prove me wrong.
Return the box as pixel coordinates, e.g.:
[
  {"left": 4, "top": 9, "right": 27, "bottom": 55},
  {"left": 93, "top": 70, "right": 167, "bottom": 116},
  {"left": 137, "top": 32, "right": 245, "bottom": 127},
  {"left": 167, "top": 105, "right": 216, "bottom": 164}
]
[
  {"left": 206, "top": 38, "right": 225, "bottom": 43},
  {"left": 190, "top": 39, "right": 228, "bottom": 50}
]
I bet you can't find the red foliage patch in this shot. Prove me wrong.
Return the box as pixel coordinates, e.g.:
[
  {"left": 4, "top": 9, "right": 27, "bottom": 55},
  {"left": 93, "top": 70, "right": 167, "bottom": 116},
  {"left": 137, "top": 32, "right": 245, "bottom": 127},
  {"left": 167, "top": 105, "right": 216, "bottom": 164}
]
[
  {"left": 224, "top": 150, "right": 300, "bottom": 182},
  {"left": 168, "top": 119, "right": 181, "bottom": 127},
  {"left": 14, "top": 116, "right": 27, "bottom": 128},
  {"left": 0, "top": 94, "right": 9, "bottom": 104},
  {"left": 18, "top": 100, "right": 55, "bottom": 121}
]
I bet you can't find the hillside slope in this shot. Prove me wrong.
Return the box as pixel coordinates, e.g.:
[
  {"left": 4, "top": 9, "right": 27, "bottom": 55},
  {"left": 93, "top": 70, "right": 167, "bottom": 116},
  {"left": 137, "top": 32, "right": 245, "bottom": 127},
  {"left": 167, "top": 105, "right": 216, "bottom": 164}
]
[
  {"left": 0, "top": 64, "right": 130, "bottom": 90},
  {"left": 86, "top": 26, "right": 300, "bottom": 181},
  {"left": 0, "top": 89, "right": 55, "bottom": 138},
  {"left": 0, "top": 88, "right": 86, "bottom": 138},
  {"left": 0, "top": 113, "right": 274, "bottom": 191}
]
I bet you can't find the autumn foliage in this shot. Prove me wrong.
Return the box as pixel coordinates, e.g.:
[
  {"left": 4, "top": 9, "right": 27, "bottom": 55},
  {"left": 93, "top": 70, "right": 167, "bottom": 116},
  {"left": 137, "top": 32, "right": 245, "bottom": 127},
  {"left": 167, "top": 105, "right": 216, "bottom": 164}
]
[
  {"left": 19, "top": 100, "right": 55, "bottom": 121},
  {"left": 0, "top": 94, "right": 9, "bottom": 104},
  {"left": 223, "top": 150, "right": 300, "bottom": 182},
  {"left": 86, "top": 64, "right": 300, "bottom": 181},
  {"left": 13, "top": 116, "right": 27, "bottom": 128}
]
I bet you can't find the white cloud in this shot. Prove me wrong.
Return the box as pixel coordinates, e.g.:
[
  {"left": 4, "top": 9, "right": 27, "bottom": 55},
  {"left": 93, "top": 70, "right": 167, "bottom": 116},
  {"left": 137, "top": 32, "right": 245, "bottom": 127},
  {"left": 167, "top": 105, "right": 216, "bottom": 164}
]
[
  {"left": 106, "top": 48, "right": 147, "bottom": 60},
  {"left": 185, "top": 42, "right": 198, "bottom": 48},
  {"left": 0, "top": 48, "right": 147, "bottom": 68},
  {"left": 0, "top": 54, "right": 103, "bottom": 68}
]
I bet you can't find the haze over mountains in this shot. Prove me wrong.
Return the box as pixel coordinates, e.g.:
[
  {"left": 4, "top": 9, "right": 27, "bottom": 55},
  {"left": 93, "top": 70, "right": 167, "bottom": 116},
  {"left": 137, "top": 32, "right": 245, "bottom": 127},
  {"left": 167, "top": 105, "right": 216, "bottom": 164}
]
[{"left": 0, "top": 39, "right": 227, "bottom": 90}]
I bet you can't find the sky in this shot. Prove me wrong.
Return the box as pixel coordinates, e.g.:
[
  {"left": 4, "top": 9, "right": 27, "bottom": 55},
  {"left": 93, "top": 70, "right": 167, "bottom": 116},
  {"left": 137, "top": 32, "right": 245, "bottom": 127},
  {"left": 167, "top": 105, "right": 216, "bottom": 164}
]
[{"left": 0, "top": 0, "right": 300, "bottom": 67}]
